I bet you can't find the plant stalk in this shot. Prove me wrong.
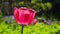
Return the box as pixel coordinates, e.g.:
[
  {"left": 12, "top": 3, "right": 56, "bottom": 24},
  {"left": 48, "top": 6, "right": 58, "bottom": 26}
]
[{"left": 21, "top": 25, "right": 24, "bottom": 34}]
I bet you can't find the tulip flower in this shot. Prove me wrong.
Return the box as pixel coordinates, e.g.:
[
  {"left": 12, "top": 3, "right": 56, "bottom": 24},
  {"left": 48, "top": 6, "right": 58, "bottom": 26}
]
[
  {"left": 14, "top": 7, "right": 36, "bottom": 34},
  {"left": 14, "top": 7, "right": 36, "bottom": 26}
]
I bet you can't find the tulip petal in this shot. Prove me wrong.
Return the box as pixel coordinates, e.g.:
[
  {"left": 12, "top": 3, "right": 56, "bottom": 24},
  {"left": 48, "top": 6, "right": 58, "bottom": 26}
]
[
  {"left": 26, "top": 10, "right": 35, "bottom": 26},
  {"left": 19, "top": 8, "right": 30, "bottom": 25},
  {"left": 19, "top": 9, "right": 25, "bottom": 25},
  {"left": 14, "top": 7, "right": 19, "bottom": 23}
]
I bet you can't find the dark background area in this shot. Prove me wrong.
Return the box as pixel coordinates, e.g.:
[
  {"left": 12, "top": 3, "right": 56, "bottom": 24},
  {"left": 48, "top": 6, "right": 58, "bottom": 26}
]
[{"left": 0, "top": 0, "right": 60, "bottom": 20}]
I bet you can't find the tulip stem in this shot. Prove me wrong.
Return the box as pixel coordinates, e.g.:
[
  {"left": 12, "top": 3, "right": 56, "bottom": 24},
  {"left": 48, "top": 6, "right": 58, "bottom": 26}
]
[{"left": 21, "top": 26, "right": 24, "bottom": 34}]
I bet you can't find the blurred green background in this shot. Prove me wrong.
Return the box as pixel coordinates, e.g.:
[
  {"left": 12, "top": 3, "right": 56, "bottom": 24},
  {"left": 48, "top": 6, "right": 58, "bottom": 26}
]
[{"left": 0, "top": 0, "right": 60, "bottom": 34}]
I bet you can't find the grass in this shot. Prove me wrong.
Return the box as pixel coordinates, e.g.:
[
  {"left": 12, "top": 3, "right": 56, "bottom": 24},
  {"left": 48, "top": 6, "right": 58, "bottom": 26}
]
[{"left": 0, "top": 21, "right": 60, "bottom": 34}]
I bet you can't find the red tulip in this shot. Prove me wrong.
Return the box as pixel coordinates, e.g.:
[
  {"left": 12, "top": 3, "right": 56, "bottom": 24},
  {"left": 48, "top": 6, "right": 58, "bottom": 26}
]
[{"left": 14, "top": 7, "right": 36, "bottom": 26}]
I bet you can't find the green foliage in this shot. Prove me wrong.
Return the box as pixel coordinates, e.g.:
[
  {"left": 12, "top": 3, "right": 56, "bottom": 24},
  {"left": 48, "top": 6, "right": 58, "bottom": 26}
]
[
  {"left": 46, "top": 2, "right": 52, "bottom": 9},
  {"left": 0, "top": 9, "right": 3, "bottom": 22},
  {"left": 11, "top": 0, "right": 52, "bottom": 12},
  {"left": 0, "top": 9, "right": 2, "bottom": 17},
  {"left": 0, "top": 21, "right": 60, "bottom": 34},
  {"left": 31, "top": 0, "right": 36, "bottom": 4}
]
